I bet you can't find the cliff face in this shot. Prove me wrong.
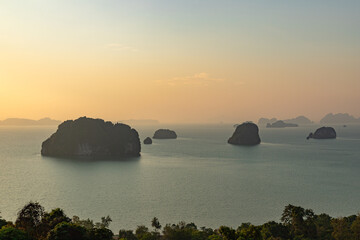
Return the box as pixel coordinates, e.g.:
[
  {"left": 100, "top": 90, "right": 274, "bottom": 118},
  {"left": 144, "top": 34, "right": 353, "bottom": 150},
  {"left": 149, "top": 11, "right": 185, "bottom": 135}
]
[
  {"left": 41, "top": 117, "right": 141, "bottom": 158},
  {"left": 228, "top": 122, "right": 261, "bottom": 146},
  {"left": 307, "top": 127, "right": 336, "bottom": 140}
]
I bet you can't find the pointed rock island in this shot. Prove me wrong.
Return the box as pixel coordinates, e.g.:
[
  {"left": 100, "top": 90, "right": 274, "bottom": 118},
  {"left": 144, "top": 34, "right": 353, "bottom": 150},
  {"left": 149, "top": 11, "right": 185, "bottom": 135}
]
[
  {"left": 41, "top": 117, "right": 141, "bottom": 158},
  {"left": 228, "top": 122, "right": 261, "bottom": 146},
  {"left": 143, "top": 137, "right": 152, "bottom": 144}
]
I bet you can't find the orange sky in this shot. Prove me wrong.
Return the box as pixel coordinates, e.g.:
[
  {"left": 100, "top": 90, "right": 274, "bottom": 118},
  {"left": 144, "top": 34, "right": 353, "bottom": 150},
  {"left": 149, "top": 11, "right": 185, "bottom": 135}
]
[{"left": 1, "top": 1, "right": 359, "bottom": 123}]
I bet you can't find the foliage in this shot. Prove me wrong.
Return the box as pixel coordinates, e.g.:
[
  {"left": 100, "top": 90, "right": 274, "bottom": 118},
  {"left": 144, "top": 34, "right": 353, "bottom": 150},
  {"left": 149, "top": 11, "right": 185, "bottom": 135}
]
[
  {"left": 2, "top": 203, "right": 360, "bottom": 240},
  {"left": 89, "top": 227, "right": 113, "bottom": 240},
  {"left": 151, "top": 217, "right": 161, "bottom": 231},
  {"left": 72, "top": 216, "right": 94, "bottom": 230},
  {"left": 119, "top": 229, "right": 137, "bottom": 240},
  {"left": 331, "top": 217, "right": 351, "bottom": 240},
  {"left": 95, "top": 216, "right": 112, "bottom": 229},
  {"left": 47, "top": 222, "right": 89, "bottom": 240},
  {"left": 0, "top": 213, "right": 7, "bottom": 230},
  {"left": 15, "top": 201, "right": 45, "bottom": 239},
  {"left": 0, "top": 226, "right": 30, "bottom": 240},
  {"left": 351, "top": 214, "right": 360, "bottom": 240}
]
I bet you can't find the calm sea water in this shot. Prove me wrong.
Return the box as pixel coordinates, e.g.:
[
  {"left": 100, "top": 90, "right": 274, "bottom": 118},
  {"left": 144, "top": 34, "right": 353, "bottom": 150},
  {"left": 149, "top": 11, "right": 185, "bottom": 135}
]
[{"left": 0, "top": 124, "right": 359, "bottom": 231}]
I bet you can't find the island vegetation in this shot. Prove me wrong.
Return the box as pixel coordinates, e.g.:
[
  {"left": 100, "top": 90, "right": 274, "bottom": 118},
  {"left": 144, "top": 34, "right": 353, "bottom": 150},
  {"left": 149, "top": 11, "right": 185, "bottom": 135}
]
[{"left": 3, "top": 203, "right": 359, "bottom": 240}]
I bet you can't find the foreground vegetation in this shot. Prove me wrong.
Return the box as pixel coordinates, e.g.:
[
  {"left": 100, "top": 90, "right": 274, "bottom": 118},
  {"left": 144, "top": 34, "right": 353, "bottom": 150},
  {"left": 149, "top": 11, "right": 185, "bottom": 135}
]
[{"left": 0, "top": 202, "right": 359, "bottom": 240}]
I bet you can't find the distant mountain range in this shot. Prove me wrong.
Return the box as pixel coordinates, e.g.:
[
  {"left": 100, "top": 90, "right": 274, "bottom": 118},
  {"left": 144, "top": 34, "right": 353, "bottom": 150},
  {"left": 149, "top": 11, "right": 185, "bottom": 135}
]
[
  {"left": 258, "top": 116, "right": 313, "bottom": 125},
  {"left": 0, "top": 118, "right": 61, "bottom": 126},
  {"left": 258, "top": 113, "right": 360, "bottom": 125},
  {"left": 320, "top": 113, "right": 360, "bottom": 124}
]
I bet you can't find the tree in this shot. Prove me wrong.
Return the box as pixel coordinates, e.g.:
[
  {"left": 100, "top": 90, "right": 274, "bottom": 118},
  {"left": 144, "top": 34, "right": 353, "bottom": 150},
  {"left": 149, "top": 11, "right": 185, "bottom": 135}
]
[
  {"left": 89, "top": 227, "right": 113, "bottom": 240},
  {"left": 237, "top": 224, "right": 262, "bottom": 240},
  {"left": 72, "top": 216, "right": 94, "bottom": 230},
  {"left": 15, "top": 201, "right": 45, "bottom": 239},
  {"left": 118, "top": 229, "right": 137, "bottom": 240},
  {"left": 162, "top": 222, "right": 197, "bottom": 240},
  {"left": 331, "top": 217, "right": 351, "bottom": 240},
  {"left": 351, "top": 214, "right": 360, "bottom": 240},
  {"left": 47, "top": 222, "right": 89, "bottom": 240},
  {"left": 313, "top": 213, "right": 333, "bottom": 240},
  {"left": 0, "top": 212, "right": 7, "bottom": 229},
  {"left": 95, "top": 216, "right": 112, "bottom": 229},
  {"left": 151, "top": 217, "right": 161, "bottom": 232},
  {"left": 218, "top": 226, "right": 236, "bottom": 240},
  {"left": 135, "top": 225, "right": 149, "bottom": 239},
  {"left": 260, "top": 221, "right": 289, "bottom": 240},
  {"left": 281, "top": 204, "right": 315, "bottom": 238},
  {"left": 0, "top": 226, "right": 30, "bottom": 240},
  {"left": 40, "top": 208, "right": 71, "bottom": 237}
]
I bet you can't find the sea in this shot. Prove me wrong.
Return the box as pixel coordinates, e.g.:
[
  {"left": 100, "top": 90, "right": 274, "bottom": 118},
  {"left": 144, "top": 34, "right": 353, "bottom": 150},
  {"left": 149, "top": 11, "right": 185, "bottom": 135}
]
[{"left": 0, "top": 124, "right": 359, "bottom": 232}]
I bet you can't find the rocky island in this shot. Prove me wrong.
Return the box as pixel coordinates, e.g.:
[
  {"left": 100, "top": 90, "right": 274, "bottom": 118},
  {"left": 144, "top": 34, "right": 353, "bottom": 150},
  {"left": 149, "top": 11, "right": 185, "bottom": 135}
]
[
  {"left": 307, "top": 127, "right": 336, "bottom": 140},
  {"left": 153, "top": 129, "right": 177, "bottom": 139},
  {"left": 143, "top": 137, "right": 152, "bottom": 144},
  {"left": 228, "top": 122, "right": 261, "bottom": 145},
  {"left": 41, "top": 117, "right": 141, "bottom": 158},
  {"left": 266, "top": 120, "right": 298, "bottom": 128}
]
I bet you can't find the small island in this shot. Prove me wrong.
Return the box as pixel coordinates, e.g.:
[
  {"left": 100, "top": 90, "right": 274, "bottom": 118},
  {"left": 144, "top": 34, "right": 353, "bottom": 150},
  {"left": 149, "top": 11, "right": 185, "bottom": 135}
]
[
  {"left": 228, "top": 122, "right": 261, "bottom": 146},
  {"left": 143, "top": 137, "right": 152, "bottom": 144},
  {"left": 307, "top": 127, "right": 336, "bottom": 140},
  {"left": 153, "top": 129, "right": 177, "bottom": 139},
  {"left": 41, "top": 117, "right": 141, "bottom": 158},
  {"left": 266, "top": 120, "right": 298, "bottom": 128}
]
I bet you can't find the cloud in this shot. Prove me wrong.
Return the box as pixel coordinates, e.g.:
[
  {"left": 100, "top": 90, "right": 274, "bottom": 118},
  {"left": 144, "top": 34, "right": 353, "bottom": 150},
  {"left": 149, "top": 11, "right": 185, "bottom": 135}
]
[
  {"left": 158, "top": 72, "right": 225, "bottom": 86},
  {"left": 106, "top": 43, "right": 139, "bottom": 52}
]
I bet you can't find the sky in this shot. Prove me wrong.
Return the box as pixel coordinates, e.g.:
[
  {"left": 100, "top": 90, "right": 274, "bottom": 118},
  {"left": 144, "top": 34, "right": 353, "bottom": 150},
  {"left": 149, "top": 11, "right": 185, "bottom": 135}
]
[{"left": 1, "top": 0, "right": 359, "bottom": 123}]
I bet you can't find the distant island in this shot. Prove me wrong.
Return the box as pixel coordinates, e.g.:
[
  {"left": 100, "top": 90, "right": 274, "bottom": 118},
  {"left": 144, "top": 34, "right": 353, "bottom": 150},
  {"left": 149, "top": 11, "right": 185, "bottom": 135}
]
[
  {"left": 41, "top": 117, "right": 141, "bottom": 158},
  {"left": 258, "top": 116, "right": 313, "bottom": 125},
  {"left": 307, "top": 127, "right": 337, "bottom": 140},
  {"left": 143, "top": 137, "right": 152, "bottom": 144},
  {"left": 320, "top": 113, "right": 360, "bottom": 124},
  {"left": 258, "top": 117, "right": 278, "bottom": 125},
  {"left": 153, "top": 129, "right": 177, "bottom": 139},
  {"left": 266, "top": 120, "right": 298, "bottom": 128},
  {"left": 0, "top": 117, "right": 61, "bottom": 126},
  {"left": 228, "top": 122, "right": 261, "bottom": 145}
]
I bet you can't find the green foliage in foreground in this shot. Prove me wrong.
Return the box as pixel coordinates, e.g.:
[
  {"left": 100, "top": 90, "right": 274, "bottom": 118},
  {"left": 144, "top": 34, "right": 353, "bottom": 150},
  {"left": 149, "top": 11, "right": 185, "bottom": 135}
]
[{"left": 0, "top": 203, "right": 360, "bottom": 240}]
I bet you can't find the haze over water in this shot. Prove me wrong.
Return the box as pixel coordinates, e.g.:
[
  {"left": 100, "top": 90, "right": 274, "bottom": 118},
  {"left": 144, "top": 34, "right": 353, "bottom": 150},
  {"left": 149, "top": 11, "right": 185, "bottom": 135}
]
[{"left": 0, "top": 124, "right": 359, "bottom": 231}]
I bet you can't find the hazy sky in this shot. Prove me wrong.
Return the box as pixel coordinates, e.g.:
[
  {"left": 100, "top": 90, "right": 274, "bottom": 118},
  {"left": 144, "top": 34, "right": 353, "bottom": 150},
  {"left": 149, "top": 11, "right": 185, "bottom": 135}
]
[{"left": 1, "top": 0, "right": 359, "bottom": 123}]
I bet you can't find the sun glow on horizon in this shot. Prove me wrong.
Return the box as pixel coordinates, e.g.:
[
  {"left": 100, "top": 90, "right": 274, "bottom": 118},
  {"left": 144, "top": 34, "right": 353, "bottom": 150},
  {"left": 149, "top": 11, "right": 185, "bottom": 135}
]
[{"left": 1, "top": 1, "right": 359, "bottom": 123}]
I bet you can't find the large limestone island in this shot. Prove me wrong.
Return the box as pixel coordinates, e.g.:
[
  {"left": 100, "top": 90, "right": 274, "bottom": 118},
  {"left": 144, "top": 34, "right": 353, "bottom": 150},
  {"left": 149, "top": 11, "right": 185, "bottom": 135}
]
[
  {"left": 153, "top": 129, "right": 177, "bottom": 139},
  {"left": 307, "top": 127, "right": 336, "bottom": 140},
  {"left": 41, "top": 117, "right": 141, "bottom": 158},
  {"left": 266, "top": 120, "right": 298, "bottom": 128},
  {"left": 228, "top": 122, "right": 261, "bottom": 146}
]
